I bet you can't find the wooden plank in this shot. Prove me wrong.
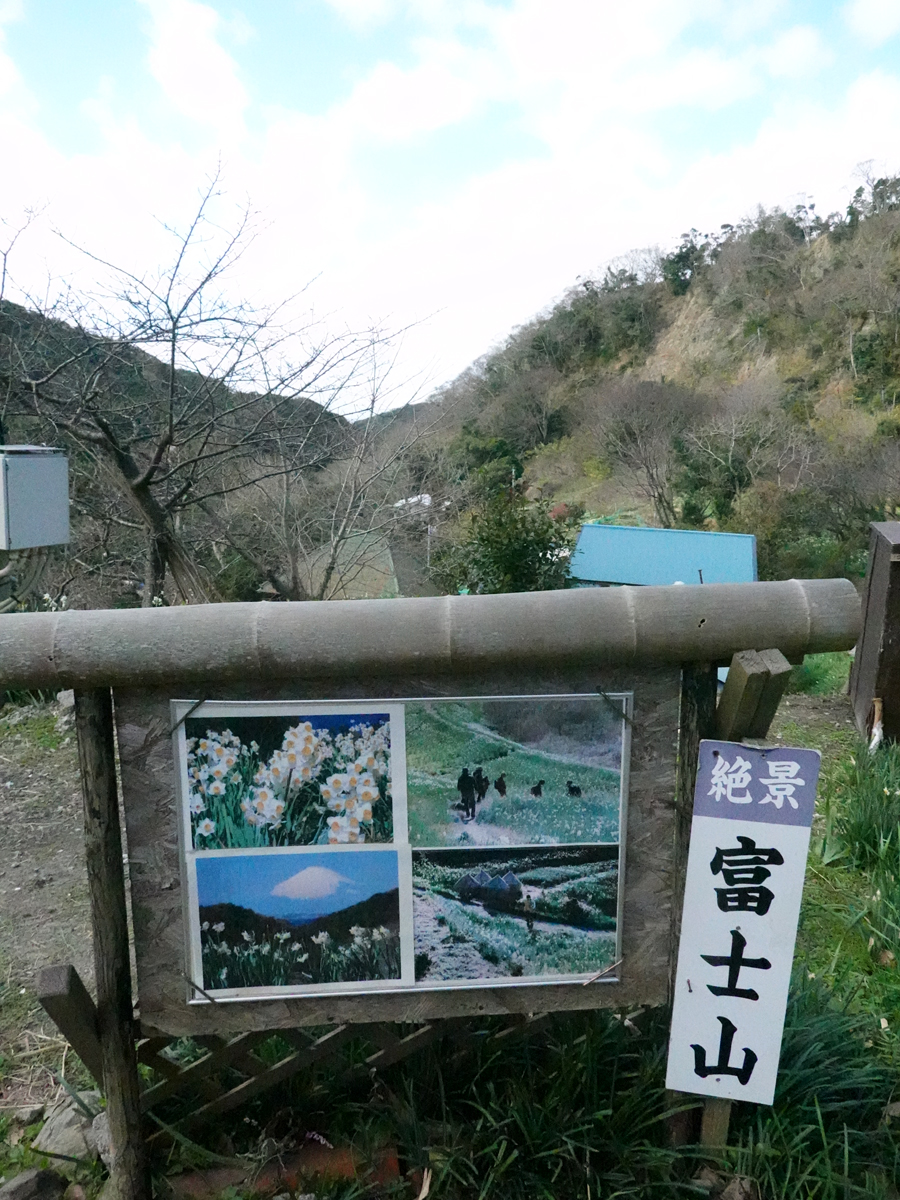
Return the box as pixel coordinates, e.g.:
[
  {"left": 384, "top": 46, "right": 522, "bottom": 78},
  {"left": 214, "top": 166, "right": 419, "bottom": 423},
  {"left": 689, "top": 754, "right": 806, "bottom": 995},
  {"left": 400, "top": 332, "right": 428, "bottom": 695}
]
[
  {"left": 715, "top": 650, "right": 768, "bottom": 741},
  {"left": 673, "top": 664, "right": 718, "bottom": 982},
  {"left": 850, "top": 523, "right": 892, "bottom": 734},
  {"left": 178, "top": 1025, "right": 357, "bottom": 1129},
  {"left": 139, "top": 1031, "right": 272, "bottom": 1111},
  {"left": 36, "top": 964, "right": 104, "bottom": 1087},
  {"left": 850, "top": 522, "right": 900, "bottom": 739},
  {"left": 136, "top": 1046, "right": 182, "bottom": 1082},
  {"left": 360, "top": 1022, "right": 453, "bottom": 1073},
  {"left": 194, "top": 1034, "right": 266, "bottom": 1078},
  {"left": 365, "top": 1025, "right": 403, "bottom": 1053},
  {"left": 489, "top": 1013, "right": 551, "bottom": 1045},
  {"left": 446, "top": 1013, "right": 552, "bottom": 1069},
  {"left": 746, "top": 649, "right": 792, "bottom": 738},
  {"left": 667, "top": 665, "right": 717, "bottom": 1148},
  {"left": 75, "top": 687, "right": 151, "bottom": 1200}
]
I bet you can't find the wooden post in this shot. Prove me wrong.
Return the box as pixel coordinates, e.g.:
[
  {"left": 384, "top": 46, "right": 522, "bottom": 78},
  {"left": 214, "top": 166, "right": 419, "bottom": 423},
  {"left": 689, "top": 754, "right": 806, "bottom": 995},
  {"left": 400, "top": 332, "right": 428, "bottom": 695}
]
[
  {"left": 36, "top": 964, "right": 104, "bottom": 1086},
  {"left": 745, "top": 649, "right": 792, "bottom": 738},
  {"left": 75, "top": 688, "right": 151, "bottom": 1200},
  {"left": 667, "top": 664, "right": 718, "bottom": 1147},
  {"left": 715, "top": 650, "right": 768, "bottom": 740},
  {"left": 700, "top": 1097, "right": 733, "bottom": 1148},
  {"left": 716, "top": 648, "right": 792, "bottom": 742},
  {"left": 850, "top": 521, "right": 900, "bottom": 739}
]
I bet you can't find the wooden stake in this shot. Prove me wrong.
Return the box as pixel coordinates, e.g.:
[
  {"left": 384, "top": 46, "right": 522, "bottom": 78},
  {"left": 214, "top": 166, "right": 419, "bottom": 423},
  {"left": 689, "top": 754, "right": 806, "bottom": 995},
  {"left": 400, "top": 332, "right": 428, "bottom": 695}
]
[
  {"left": 75, "top": 688, "right": 151, "bottom": 1200},
  {"left": 746, "top": 649, "right": 792, "bottom": 738},
  {"left": 715, "top": 650, "right": 768, "bottom": 741},
  {"left": 36, "top": 964, "right": 104, "bottom": 1087},
  {"left": 700, "top": 1097, "right": 733, "bottom": 1148}
]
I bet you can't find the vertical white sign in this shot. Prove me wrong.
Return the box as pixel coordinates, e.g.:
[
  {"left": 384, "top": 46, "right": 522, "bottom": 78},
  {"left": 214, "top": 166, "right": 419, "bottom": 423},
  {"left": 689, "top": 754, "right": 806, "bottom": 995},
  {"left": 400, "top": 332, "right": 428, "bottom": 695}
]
[{"left": 666, "top": 740, "right": 820, "bottom": 1105}]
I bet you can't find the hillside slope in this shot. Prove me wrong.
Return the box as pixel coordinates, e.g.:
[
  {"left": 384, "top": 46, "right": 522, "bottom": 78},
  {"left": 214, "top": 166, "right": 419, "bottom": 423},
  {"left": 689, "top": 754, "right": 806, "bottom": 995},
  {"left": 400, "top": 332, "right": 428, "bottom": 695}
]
[{"left": 423, "top": 175, "right": 900, "bottom": 583}]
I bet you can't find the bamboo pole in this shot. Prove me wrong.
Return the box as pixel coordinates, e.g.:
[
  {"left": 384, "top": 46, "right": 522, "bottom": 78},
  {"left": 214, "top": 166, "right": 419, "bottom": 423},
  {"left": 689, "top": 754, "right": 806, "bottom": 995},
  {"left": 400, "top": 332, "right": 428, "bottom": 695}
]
[
  {"left": 0, "top": 579, "right": 860, "bottom": 690},
  {"left": 75, "top": 688, "right": 150, "bottom": 1200}
]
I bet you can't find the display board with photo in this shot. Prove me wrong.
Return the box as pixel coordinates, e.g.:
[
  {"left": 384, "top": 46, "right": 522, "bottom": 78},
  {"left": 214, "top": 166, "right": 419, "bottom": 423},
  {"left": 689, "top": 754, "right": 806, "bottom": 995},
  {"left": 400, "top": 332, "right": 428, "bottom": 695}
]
[{"left": 174, "top": 693, "right": 629, "bottom": 1001}]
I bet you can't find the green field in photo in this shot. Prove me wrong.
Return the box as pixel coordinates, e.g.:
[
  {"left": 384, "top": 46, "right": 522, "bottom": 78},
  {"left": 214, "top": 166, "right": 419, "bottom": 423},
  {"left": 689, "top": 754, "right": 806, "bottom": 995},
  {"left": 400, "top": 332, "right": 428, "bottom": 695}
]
[{"left": 405, "top": 700, "right": 621, "bottom": 847}]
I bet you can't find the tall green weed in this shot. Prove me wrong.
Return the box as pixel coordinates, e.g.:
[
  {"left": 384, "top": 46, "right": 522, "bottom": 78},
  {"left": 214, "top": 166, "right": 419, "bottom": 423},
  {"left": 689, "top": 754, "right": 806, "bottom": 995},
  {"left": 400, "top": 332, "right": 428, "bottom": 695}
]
[{"left": 824, "top": 742, "right": 900, "bottom": 966}]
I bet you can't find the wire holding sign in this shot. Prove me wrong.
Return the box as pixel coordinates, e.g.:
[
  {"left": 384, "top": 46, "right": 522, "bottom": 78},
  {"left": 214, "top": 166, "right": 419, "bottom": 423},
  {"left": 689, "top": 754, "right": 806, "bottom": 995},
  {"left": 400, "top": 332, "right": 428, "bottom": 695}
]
[{"left": 665, "top": 739, "right": 820, "bottom": 1106}]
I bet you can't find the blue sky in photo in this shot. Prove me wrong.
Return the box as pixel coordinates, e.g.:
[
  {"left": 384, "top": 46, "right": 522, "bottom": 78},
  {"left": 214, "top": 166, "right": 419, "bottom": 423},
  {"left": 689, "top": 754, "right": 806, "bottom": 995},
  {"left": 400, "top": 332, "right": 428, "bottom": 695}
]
[
  {"left": 186, "top": 712, "right": 390, "bottom": 761},
  {"left": 1, "top": 0, "right": 900, "bottom": 391},
  {"left": 197, "top": 848, "right": 400, "bottom": 919}
]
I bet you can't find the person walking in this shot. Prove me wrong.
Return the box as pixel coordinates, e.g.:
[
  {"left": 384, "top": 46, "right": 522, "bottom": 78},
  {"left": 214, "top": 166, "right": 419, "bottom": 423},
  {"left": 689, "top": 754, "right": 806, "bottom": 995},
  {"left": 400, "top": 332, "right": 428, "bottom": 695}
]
[
  {"left": 523, "top": 892, "right": 536, "bottom": 936},
  {"left": 457, "top": 767, "right": 477, "bottom": 820},
  {"left": 473, "top": 767, "right": 489, "bottom": 805}
]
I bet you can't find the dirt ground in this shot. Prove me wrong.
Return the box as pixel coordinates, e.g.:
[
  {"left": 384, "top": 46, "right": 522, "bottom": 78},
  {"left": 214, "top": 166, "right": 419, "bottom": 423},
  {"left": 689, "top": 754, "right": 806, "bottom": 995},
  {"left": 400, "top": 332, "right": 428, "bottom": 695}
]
[{"left": 0, "top": 694, "right": 93, "bottom": 1110}]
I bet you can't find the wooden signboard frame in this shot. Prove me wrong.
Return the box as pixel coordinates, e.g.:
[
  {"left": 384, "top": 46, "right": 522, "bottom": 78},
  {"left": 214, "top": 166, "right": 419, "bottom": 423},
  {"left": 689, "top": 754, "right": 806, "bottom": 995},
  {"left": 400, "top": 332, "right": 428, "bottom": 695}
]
[
  {"left": 115, "top": 663, "right": 705, "bottom": 1037},
  {"left": 849, "top": 520, "right": 900, "bottom": 740}
]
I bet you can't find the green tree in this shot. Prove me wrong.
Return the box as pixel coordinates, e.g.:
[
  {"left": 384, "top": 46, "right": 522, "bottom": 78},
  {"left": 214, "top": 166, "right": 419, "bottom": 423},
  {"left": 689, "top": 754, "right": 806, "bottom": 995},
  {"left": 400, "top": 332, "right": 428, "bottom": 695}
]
[
  {"left": 660, "top": 231, "right": 708, "bottom": 295},
  {"left": 449, "top": 422, "right": 523, "bottom": 498},
  {"left": 430, "top": 491, "right": 578, "bottom": 594}
]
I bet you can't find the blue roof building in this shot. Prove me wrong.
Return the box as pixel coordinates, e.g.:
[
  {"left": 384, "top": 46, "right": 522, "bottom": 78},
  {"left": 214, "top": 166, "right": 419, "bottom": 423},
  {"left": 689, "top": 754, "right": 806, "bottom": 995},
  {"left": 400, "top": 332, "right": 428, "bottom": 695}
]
[{"left": 570, "top": 524, "right": 757, "bottom": 588}]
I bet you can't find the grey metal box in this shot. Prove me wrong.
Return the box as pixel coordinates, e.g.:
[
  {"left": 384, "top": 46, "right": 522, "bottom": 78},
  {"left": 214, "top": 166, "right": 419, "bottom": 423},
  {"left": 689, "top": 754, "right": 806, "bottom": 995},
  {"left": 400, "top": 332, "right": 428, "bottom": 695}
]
[{"left": 0, "top": 447, "right": 70, "bottom": 549}]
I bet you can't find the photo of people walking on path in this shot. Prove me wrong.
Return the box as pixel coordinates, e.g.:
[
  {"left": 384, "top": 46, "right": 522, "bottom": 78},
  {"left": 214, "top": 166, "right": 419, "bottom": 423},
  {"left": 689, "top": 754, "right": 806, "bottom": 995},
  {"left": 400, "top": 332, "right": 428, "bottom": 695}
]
[{"left": 405, "top": 695, "right": 626, "bottom": 847}]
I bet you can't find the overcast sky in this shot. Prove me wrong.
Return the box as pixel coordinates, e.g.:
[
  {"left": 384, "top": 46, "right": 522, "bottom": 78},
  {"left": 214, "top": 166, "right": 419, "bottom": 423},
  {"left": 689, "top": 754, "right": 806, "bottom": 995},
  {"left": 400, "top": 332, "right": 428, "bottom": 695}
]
[{"left": 1, "top": 0, "right": 900, "bottom": 396}]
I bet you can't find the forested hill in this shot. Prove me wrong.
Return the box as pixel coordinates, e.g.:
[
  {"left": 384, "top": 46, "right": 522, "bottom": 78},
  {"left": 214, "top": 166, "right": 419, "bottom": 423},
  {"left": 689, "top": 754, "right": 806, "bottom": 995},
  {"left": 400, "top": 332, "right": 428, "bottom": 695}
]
[{"left": 422, "top": 173, "right": 900, "bottom": 584}]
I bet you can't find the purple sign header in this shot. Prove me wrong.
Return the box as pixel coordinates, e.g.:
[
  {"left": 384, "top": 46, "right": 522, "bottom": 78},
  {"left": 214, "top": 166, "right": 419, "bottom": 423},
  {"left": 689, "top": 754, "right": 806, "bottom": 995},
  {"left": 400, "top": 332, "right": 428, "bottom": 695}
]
[{"left": 693, "top": 740, "right": 820, "bottom": 828}]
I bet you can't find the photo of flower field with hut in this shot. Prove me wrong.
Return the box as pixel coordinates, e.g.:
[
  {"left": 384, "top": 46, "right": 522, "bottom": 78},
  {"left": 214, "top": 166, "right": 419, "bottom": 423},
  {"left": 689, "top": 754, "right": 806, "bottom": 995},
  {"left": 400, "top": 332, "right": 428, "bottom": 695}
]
[
  {"left": 405, "top": 696, "right": 625, "bottom": 847},
  {"left": 182, "top": 711, "right": 392, "bottom": 848},
  {"left": 412, "top": 845, "right": 618, "bottom": 984},
  {"left": 195, "top": 849, "right": 402, "bottom": 992}
]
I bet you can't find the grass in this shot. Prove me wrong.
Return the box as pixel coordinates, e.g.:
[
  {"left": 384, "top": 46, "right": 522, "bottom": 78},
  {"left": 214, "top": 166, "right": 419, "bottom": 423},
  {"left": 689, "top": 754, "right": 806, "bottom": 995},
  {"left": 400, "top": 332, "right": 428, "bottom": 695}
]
[
  {"left": 299, "top": 987, "right": 898, "bottom": 1200},
  {"left": 788, "top": 651, "right": 853, "bottom": 697},
  {"left": 0, "top": 706, "right": 65, "bottom": 753}
]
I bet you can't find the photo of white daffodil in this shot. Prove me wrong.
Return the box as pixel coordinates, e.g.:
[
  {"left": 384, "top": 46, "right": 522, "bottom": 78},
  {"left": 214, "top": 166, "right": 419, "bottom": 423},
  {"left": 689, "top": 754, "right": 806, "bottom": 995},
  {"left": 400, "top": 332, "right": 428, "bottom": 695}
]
[
  {"left": 195, "top": 849, "right": 402, "bottom": 991},
  {"left": 183, "top": 712, "right": 392, "bottom": 849}
]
